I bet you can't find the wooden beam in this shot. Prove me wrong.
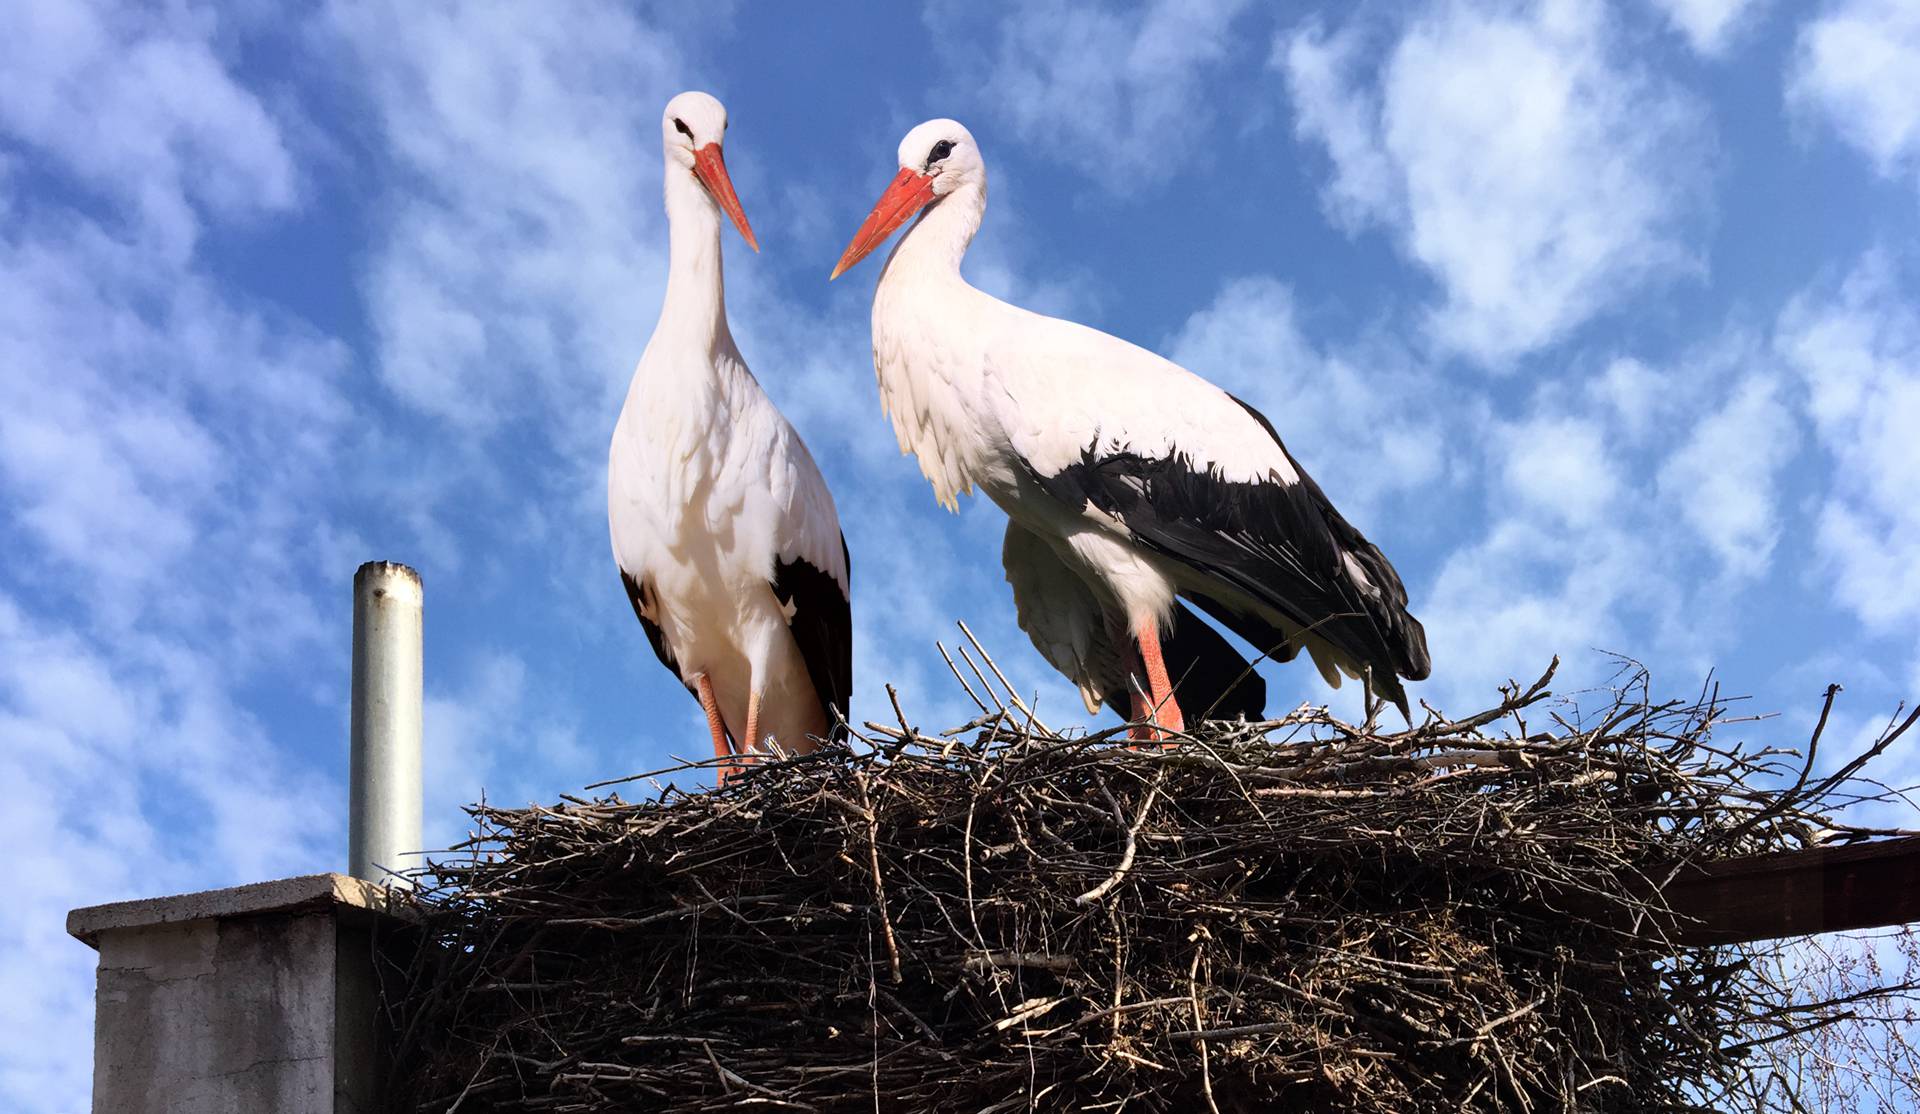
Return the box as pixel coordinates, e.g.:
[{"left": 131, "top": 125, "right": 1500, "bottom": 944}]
[{"left": 1659, "top": 834, "right": 1920, "bottom": 945}]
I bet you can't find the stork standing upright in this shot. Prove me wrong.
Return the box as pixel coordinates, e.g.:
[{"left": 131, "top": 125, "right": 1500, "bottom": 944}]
[
  {"left": 610, "top": 91, "right": 851, "bottom": 781},
  {"left": 831, "top": 120, "right": 1427, "bottom": 735}
]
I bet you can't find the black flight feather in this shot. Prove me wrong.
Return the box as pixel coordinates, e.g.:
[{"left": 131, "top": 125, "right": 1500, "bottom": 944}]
[
  {"left": 770, "top": 537, "right": 854, "bottom": 742},
  {"left": 1026, "top": 394, "right": 1428, "bottom": 715}
]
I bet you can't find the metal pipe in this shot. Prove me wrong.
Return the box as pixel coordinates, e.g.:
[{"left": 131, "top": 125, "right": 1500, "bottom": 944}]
[{"left": 349, "top": 561, "right": 423, "bottom": 889}]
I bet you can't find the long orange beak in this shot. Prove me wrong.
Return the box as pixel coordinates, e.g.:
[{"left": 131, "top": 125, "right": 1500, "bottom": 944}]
[
  {"left": 692, "top": 143, "right": 758, "bottom": 252},
  {"left": 830, "top": 168, "right": 937, "bottom": 280}
]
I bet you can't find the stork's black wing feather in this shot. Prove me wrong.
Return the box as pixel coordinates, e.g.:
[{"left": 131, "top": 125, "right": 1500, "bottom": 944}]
[
  {"left": 1030, "top": 394, "right": 1428, "bottom": 712},
  {"left": 771, "top": 536, "right": 853, "bottom": 742},
  {"left": 620, "top": 570, "right": 694, "bottom": 695},
  {"left": 1224, "top": 395, "right": 1429, "bottom": 676}
]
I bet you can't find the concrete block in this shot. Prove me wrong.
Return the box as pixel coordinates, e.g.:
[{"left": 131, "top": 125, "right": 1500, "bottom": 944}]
[{"left": 69, "top": 874, "right": 412, "bottom": 1114}]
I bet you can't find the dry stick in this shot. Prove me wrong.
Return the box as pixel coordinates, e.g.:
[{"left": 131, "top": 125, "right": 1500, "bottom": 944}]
[
  {"left": 1716, "top": 683, "right": 1844, "bottom": 850},
  {"left": 1475, "top": 997, "right": 1544, "bottom": 1040},
  {"left": 701, "top": 1039, "right": 734, "bottom": 1095},
  {"left": 389, "top": 643, "right": 1919, "bottom": 1114},
  {"left": 936, "top": 639, "right": 992, "bottom": 715},
  {"left": 1074, "top": 775, "right": 1165, "bottom": 906},
  {"left": 441, "top": 1034, "right": 501, "bottom": 1114},
  {"left": 1188, "top": 939, "right": 1222, "bottom": 1114},
  {"left": 962, "top": 951, "right": 1077, "bottom": 974},
  {"left": 957, "top": 619, "right": 1053, "bottom": 737},
  {"left": 885, "top": 683, "right": 916, "bottom": 740},
  {"left": 855, "top": 772, "right": 903, "bottom": 985},
  {"left": 1416, "top": 658, "right": 1560, "bottom": 740},
  {"left": 1804, "top": 703, "right": 1920, "bottom": 811},
  {"left": 1171, "top": 1021, "right": 1299, "bottom": 1042},
  {"left": 1179, "top": 732, "right": 1271, "bottom": 825},
  {"left": 953, "top": 643, "right": 1003, "bottom": 718},
  {"left": 1070, "top": 995, "right": 1196, "bottom": 1029},
  {"left": 961, "top": 783, "right": 987, "bottom": 951}
]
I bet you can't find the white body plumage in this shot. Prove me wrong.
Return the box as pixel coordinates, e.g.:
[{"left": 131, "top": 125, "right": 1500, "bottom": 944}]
[{"left": 610, "top": 92, "right": 850, "bottom": 773}]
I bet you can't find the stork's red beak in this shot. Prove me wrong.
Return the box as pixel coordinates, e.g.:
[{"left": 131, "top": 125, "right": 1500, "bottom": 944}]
[
  {"left": 692, "top": 143, "right": 758, "bottom": 252},
  {"left": 830, "top": 168, "right": 937, "bottom": 280}
]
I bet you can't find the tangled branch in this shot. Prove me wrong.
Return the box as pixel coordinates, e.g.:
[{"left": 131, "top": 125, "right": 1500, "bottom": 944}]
[{"left": 382, "top": 654, "right": 1917, "bottom": 1113}]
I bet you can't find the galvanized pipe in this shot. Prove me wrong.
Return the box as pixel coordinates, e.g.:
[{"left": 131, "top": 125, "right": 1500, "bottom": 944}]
[{"left": 349, "top": 561, "right": 423, "bottom": 889}]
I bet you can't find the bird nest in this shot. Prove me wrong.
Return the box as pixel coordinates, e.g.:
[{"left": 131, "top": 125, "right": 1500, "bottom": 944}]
[{"left": 383, "top": 650, "right": 1919, "bottom": 1113}]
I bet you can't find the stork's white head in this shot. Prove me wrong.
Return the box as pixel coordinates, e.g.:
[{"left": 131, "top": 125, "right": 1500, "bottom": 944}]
[
  {"left": 896, "top": 119, "right": 984, "bottom": 197},
  {"left": 661, "top": 90, "right": 757, "bottom": 251},
  {"left": 830, "top": 119, "right": 984, "bottom": 280}
]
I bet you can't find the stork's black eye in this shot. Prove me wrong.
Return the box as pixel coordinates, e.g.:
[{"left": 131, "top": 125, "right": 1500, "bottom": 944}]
[
  {"left": 926, "top": 139, "right": 954, "bottom": 167},
  {"left": 674, "top": 118, "right": 694, "bottom": 139}
]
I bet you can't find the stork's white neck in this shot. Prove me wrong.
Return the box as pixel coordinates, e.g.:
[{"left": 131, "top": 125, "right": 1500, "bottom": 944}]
[
  {"left": 879, "top": 180, "right": 986, "bottom": 285},
  {"left": 658, "top": 162, "right": 728, "bottom": 344},
  {"left": 868, "top": 179, "right": 993, "bottom": 511}
]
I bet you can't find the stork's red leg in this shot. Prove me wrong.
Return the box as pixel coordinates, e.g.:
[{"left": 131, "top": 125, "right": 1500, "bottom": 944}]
[
  {"left": 1128, "top": 682, "right": 1154, "bottom": 743},
  {"left": 742, "top": 689, "right": 763, "bottom": 775},
  {"left": 1132, "top": 619, "right": 1185, "bottom": 742},
  {"left": 695, "top": 674, "right": 737, "bottom": 784}
]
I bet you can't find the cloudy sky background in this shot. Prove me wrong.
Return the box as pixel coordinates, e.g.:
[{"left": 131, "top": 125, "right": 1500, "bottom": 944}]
[{"left": 4, "top": 0, "right": 1919, "bottom": 1106}]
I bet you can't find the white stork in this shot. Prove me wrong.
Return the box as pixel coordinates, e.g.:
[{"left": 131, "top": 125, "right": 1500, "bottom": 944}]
[
  {"left": 831, "top": 119, "right": 1427, "bottom": 735},
  {"left": 609, "top": 91, "right": 851, "bottom": 781}
]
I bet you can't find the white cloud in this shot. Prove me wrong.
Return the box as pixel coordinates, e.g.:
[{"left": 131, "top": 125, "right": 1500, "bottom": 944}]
[
  {"left": 0, "top": 593, "right": 337, "bottom": 1108},
  {"left": 1500, "top": 414, "right": 1619, "bottom": 525},
  {"left": 1586, "top": 356, "right": 1669, "bottom": 440},
  {"left": 1777, "top": 251, "right": 1920, "bottom": 629},
  {"left": 1437, "top": 411, "right": 1637, "bottom": 671},
  {"left": 0, "top": 317, "right": 346, "bottom": 1106},
  {"left": 1657, "top": 373, "right": 1797, "bottom": 579},
  {"left": 929, "top": 0, "right": 1254, "bottom": 190},
  {"left": 422, "top": 650, "right": 604, "bottom": 852},
  {"left": 1425, "top": 421, "right": 1668, "bottom": 706},
  {"left": 1648, "top": 0, "right": 1764, "bottom": 55},
  {"left": 1573, "top": 337, "right": 1800, "bottom": 583},
  {"left": 1423, "top": 517, "right": 1659, "bottom": 705},
  {"left": 1278, "top": 0, "right": 1711, "bottom": 364},
  {"left": 1788, "top": 0, "right": 1920, "bottom": 183},
  {"left": 327, "top": 2, "right": 684, "bottom": 442},
  {"left": 0, "top": 6, "right": 356, "bottom": 1109},
  {"left": 0, "top": 0, "right": 297, "bottom": 262},
  {"left": 1422, "top": 332, "right": 1804, "bottom": 707},
  {"left": 1278, "top": 20, "right": 1399, "bottom": 226}
]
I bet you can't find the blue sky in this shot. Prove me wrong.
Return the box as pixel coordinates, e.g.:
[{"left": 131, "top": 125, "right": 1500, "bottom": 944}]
[{"left": 4, "top": 0, "right": 1920, "bottom": 1106}]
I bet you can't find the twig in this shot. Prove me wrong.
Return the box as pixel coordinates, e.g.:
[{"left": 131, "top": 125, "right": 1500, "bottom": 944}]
[
  {"left": 856, "top": 772, "right": 902, "bottom": 985},
  {"left": 1074, "top": 774, "right": 1164, "bottom": 906}
]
